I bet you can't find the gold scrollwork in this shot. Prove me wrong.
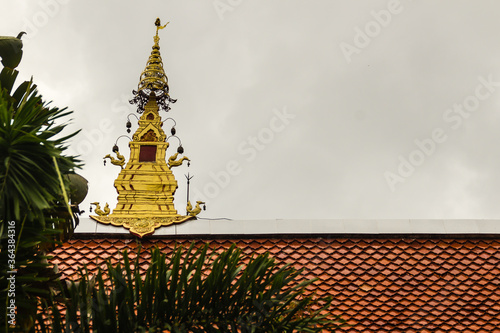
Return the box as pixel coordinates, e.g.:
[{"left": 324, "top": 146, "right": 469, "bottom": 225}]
[{"left": 90, "top": 215, "right": 194, "bottom": 237}]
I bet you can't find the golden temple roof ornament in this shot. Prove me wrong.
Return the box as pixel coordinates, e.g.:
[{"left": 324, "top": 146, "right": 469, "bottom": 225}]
[
  {"left": 91, "top": 19, "right": 204, "bottom": 237},
  {"left": 129, "top": 18, "right": 176, "bottom": 113},
  {"left": 187, "top": 201, "right": 206, "bottom": 217}
]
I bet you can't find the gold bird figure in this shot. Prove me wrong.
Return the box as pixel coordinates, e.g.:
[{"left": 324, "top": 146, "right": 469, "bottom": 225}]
[
  {"left": 91, "top": 202, "right": 110, "bottom": 216},
  {"left": 155, "top": 18, "right": 169, "bottom": 34},
  {"left": 187, "top": 201, "right": 205, "bottom": 217},
  {"left": 168, "top": 153, "right": 190, "bottom": 168},
  {"left": 104, "top": 151, "right": 126, "bottom": 168}
]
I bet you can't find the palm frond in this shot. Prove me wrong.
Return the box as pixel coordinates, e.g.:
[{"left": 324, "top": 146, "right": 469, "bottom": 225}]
[{"left": 39, "top": 244, "right": 346, "bottom": 332}]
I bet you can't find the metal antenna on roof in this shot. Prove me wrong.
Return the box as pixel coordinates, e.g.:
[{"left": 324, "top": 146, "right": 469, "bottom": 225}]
[{"left": 185, "top": 173, "right": 194, "bottom": 214}]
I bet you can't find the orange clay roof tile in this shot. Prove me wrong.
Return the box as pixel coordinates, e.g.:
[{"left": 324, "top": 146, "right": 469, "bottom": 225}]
[{"left": 49, "top": 237, "right": 500, "bottom": 332}]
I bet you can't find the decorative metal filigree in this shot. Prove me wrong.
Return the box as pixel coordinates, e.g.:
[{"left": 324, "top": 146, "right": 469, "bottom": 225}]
[
  {"left": 140, "top": 129, "right": 158, "bottom": 142},
  {"left": 90, "top": 215, "right": 194, "bottom": 237}
]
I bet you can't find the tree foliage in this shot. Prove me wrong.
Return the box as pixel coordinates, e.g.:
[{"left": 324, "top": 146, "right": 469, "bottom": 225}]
[{"left": 0, "top": 58, "right": 82, "bottom": 331}]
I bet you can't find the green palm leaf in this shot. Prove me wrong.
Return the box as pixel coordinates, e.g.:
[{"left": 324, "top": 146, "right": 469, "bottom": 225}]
[
  {"left": 40, "top": 244, "right": 346, "bottom": 332},
  {"left": 0, "top": 60, "right": 83, "bottom": 332}
]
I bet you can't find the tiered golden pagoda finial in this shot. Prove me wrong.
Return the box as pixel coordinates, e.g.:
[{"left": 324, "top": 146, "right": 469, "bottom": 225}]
[
  {"left": 130, "top": 18, "right": 177, "bottom": 113},
  {"left": 91, "top": 19, "right": 202, "bottom": 237}
]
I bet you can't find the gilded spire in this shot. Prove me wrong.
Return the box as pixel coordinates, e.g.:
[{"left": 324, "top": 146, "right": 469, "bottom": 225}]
[
  {"left": 130, "top": 18, "right": 177, "bottom": 113},
  {"left": 90, "top": 18, "right": 202, "bottom": 237}
]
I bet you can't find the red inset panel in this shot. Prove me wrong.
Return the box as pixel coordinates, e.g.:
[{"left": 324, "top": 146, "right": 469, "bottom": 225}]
[{"left": 139, "top": 145, "right": 157, "bottom": 162}]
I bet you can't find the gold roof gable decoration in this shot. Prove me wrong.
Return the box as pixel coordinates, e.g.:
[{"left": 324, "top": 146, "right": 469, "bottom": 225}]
[{"left": 91, "top": 19, "right": 204, "bottom": 237}]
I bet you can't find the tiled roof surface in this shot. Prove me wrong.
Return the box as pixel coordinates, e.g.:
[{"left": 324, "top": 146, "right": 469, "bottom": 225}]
[{"left": 50, "top": 237, "right": 500, "bottom": 332}]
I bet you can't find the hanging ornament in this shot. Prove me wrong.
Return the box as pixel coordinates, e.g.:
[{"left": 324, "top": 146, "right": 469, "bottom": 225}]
[
  {"left": 89, "top": 205, "right": 92, "bottom": 212},
  {"left": 104, "top": 160, "right": 106, "bottom": 166},
  {"left": 177, "top": 145, "right": 184, "bottom": 154},
  {"left": 126, "top": 120, "right": 131, "bottom": 133},
  {"left": 113, "top": 144, "right": 119, "bottom": 153},
  {"left": 171, "top": 127, "right": 176, "bottom": 135},
  {"left": 203, "top": 204, "right": 206, "bottom": 211}
]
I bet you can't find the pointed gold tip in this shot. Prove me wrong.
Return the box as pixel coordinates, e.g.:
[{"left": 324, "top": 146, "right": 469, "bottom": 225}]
[{"left": 130, "top": 18, "right": 176, "bottom": 112}]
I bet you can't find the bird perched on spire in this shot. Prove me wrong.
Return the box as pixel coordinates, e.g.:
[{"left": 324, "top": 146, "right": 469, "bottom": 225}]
[{"left": 0, "top": 32, "right": 26, "bottom": 69}]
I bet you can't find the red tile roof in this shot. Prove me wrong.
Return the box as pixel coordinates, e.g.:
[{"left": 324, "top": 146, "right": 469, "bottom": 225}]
[{"left": 50, "top": 237, "right": 500, "bottom": 332}]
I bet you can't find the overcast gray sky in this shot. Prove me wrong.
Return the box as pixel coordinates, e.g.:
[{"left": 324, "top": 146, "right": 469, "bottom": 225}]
[{"left": 3, "top": 0, "right": 500, "bottom": 221}]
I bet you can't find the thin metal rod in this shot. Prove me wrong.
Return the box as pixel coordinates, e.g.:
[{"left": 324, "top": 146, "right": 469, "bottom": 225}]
[
  {"left": 162, "top": 117, "right": 177, "bottom": 127},
  {"left": 166, "top": 135, "right": 182, "bottom": 146},
  {"left": 114, "top": 135, "right": 132, "bottom": 145},
  {"left": 127, "top": 113, "right": 140, "bottom": 121},
  {"left": 185, "top": 173, "right": 194, "bottom": 214}
]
